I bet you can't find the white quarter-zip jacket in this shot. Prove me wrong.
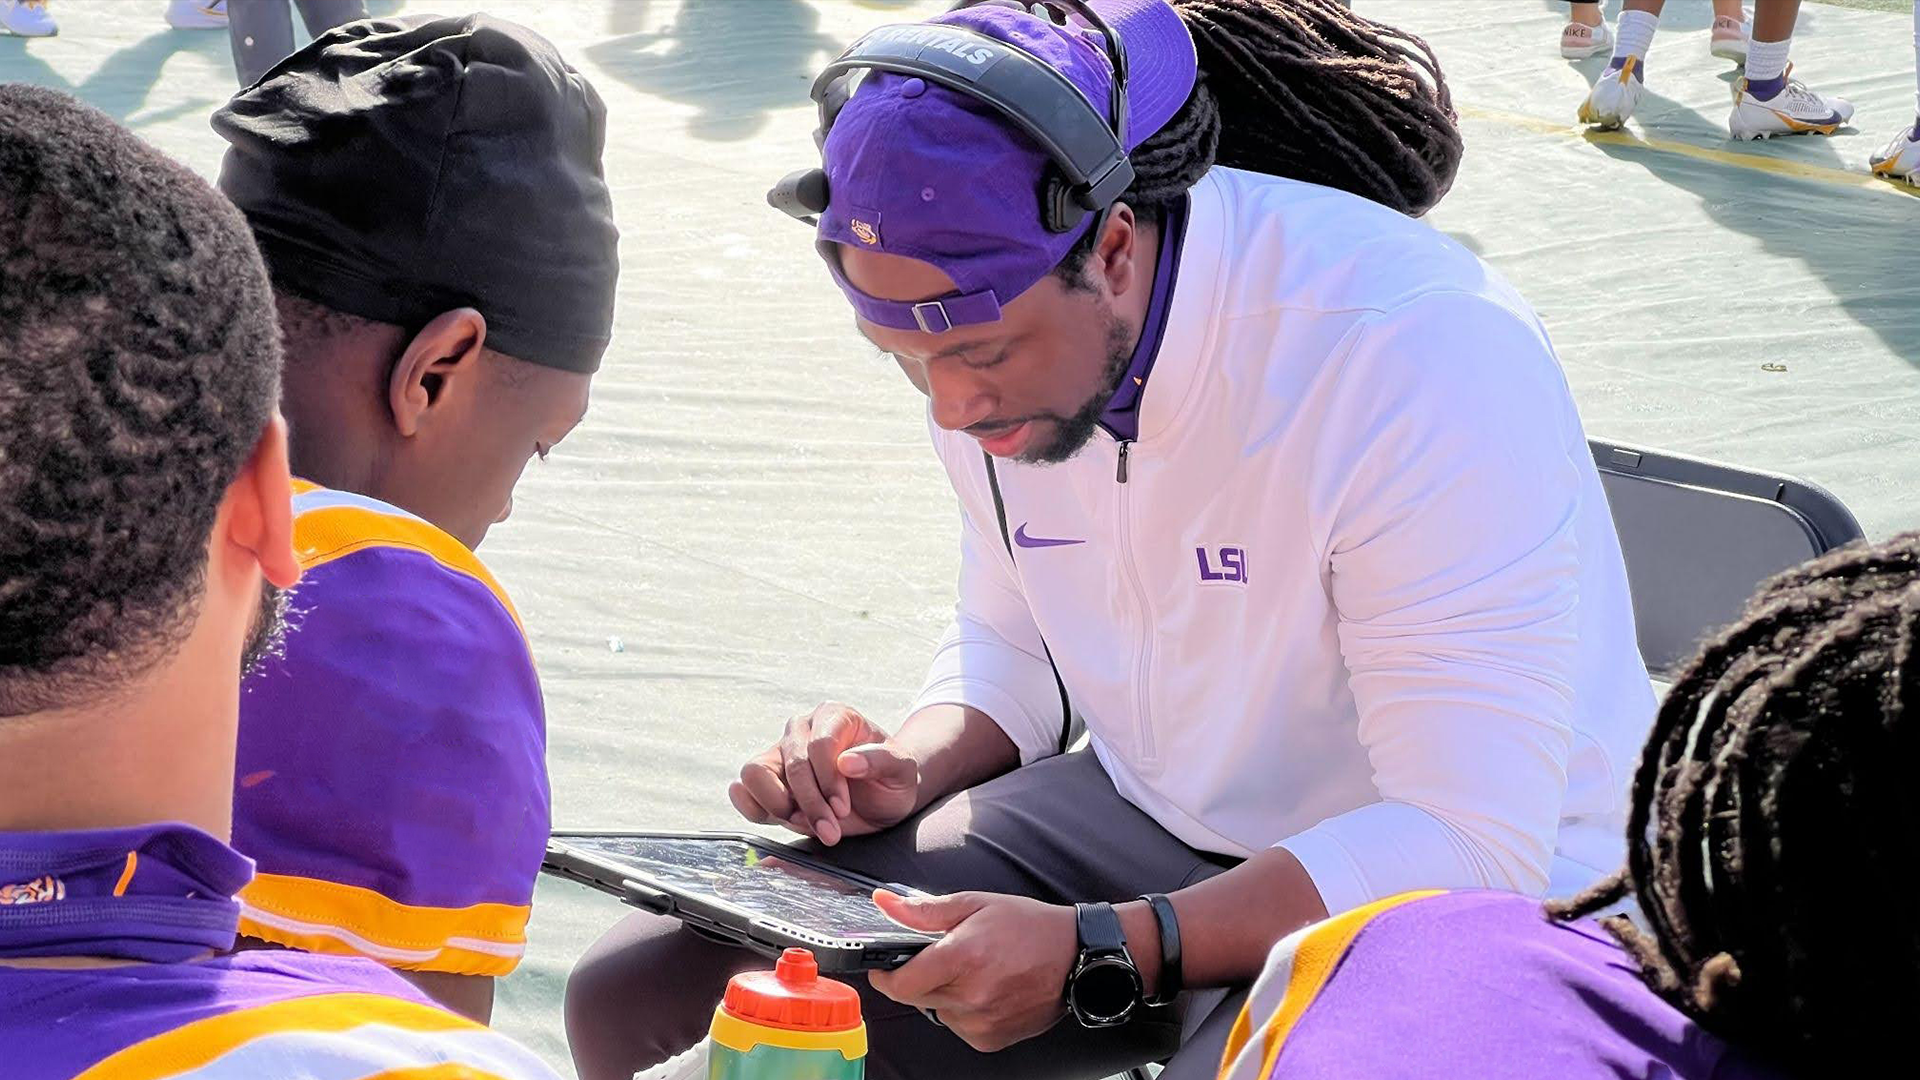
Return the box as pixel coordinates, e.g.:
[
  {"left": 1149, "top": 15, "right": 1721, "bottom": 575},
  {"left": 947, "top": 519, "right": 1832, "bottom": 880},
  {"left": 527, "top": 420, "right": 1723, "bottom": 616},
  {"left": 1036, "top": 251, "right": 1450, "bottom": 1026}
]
[{"left": 908, "top": 167, "right": 1655, "bottom": 916}]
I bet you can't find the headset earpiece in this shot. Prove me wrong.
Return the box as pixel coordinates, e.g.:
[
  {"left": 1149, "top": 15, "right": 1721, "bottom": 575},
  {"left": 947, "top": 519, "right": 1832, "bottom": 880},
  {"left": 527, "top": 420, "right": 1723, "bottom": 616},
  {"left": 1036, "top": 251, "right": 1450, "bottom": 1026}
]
[
  {"left": 768, "top": 168, "right": 831, "bottom": 225},
  {"left": 1040, "top": 172, "right": 1087, "bottom": 234}
]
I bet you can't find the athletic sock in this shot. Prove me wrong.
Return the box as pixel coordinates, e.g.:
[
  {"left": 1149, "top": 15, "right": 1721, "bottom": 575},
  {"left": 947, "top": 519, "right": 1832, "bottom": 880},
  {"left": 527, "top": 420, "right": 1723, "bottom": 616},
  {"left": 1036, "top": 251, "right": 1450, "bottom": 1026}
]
[
  {"left": 1911, "top": 4, "right": 1919, "bottom": 137},
  {"left": 1745, "top": 36, "right": 1791, "bottom": 99},
  {"left": 1608, "top": 9, "right": 1658, "bottom": 80}
]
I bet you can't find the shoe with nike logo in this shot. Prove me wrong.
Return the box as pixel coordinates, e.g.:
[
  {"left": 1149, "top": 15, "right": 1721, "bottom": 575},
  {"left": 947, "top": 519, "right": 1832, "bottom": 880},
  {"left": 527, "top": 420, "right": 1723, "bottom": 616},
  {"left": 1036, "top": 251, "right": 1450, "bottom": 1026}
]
[
  {"left": 1870, "top": 125, "right": 1920, "bottom": 187},
  {"left": 1729, "top": 69, "right": 1853, "bottom": 140}
]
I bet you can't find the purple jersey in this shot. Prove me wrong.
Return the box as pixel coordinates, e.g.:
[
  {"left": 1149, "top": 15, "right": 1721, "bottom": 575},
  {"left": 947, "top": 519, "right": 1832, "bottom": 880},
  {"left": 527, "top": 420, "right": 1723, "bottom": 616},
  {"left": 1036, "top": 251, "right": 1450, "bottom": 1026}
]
[
  {"left": 0, "top": 823, "right": 558, "bottom": 1079},
  {"left": 1218, "top": 891, "right": 1780, "bottom": 1080},
  {"left": 232, "top": 481, "right": 549, "bottom": 976}
]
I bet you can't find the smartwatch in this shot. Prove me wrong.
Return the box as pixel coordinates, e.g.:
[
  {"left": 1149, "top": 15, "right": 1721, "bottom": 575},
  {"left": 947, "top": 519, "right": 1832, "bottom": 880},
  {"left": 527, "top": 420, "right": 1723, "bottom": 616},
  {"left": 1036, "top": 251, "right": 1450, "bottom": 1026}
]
[{"left": 1066, "top": 902, "right": 1143, "bottom": 1028}]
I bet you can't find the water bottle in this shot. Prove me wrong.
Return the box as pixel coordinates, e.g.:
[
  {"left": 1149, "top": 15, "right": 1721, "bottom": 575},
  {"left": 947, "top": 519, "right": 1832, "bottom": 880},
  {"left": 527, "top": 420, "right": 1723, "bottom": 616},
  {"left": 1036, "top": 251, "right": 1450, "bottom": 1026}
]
[{"left": 708, "top": 948, "right": 866, "bottom": 1079}]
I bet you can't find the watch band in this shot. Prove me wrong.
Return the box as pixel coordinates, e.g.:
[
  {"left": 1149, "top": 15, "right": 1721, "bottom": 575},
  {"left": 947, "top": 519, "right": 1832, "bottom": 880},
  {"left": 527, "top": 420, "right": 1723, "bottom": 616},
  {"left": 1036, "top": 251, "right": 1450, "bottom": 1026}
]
[
  {"left": 1075, "top": 902, "right": 1127, "bottom": 954},
  {"left": 1068, "top": 902, "right": 1142, "bottom": 1029},
  {"left": 1138, "top": 894, "right": 1183, "bottom": 1006}
]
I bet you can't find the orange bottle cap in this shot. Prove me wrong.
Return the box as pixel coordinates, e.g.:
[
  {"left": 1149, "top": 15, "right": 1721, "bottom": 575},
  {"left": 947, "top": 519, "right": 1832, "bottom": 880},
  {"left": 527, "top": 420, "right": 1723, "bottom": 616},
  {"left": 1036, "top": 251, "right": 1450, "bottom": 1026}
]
[{"left": 722, "top": 948, "right": 863, "bottom": 1032}]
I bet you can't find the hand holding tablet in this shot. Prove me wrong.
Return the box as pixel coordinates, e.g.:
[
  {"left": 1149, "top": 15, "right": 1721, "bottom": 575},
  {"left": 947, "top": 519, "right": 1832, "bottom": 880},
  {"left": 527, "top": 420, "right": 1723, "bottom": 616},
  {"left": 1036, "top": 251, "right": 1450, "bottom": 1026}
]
[{"left": 544, "top": 831, "right": 937, "bottom": 972}]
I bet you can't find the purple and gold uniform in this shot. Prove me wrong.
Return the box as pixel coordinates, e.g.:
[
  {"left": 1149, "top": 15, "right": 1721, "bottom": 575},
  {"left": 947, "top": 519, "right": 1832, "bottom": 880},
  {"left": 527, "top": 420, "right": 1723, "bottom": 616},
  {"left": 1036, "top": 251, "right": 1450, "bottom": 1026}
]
[
  {"left": 0, "top": 824, "right": 558, "bottom": 1080},
  {"left": 1218, "top": 891, "right": 1780, "bottom": 1080},
  {"left": 231, "top": 481, "right": 548, "bottom": 976}
]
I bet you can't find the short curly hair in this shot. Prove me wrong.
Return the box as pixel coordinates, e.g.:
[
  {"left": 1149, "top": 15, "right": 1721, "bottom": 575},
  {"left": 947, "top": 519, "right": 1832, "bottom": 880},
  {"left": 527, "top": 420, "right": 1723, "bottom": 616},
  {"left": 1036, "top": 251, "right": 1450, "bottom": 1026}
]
[{"left": 0, "top": 87, "right": 282, "bottom": 716}]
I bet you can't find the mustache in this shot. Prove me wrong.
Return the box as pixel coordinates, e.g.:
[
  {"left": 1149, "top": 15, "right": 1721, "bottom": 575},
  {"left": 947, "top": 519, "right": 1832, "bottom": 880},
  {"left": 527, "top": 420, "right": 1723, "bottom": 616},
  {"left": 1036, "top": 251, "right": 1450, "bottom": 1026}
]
[{"left": 964, "top": 415, "right": 1058, "bottom": 438}]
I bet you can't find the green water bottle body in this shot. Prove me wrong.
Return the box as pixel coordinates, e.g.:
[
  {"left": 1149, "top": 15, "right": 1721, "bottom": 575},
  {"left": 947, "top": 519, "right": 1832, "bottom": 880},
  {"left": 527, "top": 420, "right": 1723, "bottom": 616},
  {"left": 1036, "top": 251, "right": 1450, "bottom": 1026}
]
[{"left": 707, "top": 1037, "right": 865, "bottom": 1080}]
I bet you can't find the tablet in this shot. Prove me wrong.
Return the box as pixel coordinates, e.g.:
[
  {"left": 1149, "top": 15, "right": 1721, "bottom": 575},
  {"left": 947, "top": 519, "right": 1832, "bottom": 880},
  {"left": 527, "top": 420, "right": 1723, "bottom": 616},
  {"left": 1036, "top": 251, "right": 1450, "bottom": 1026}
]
[{"left": 543, "top": 830, "right": 937, "bottom": 971}]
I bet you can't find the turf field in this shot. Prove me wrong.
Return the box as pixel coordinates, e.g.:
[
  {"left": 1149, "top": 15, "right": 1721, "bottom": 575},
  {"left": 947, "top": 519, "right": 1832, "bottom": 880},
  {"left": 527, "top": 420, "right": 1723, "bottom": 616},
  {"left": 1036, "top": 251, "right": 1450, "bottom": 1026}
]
[{"left": 6, "top": 1, "right": 1916, "bottom": 1071}]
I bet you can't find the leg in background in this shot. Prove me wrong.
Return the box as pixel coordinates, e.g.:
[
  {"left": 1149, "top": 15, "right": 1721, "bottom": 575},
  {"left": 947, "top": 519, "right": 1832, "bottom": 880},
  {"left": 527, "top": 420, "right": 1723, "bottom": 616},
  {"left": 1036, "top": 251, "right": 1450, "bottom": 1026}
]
[
  {"left": 290, "top": 0, "right": 363, "bottom": 39},
  {"left": 1578, "top": 0, "right": 1659, "bottom": 127},
  {"left": 227, "top": 0, "right": 296, "bottom": 88},
  {"left": 1869, "top": 0, "right": 1920, "bottom": 181},
  {"left": 1743, "top": 0, "right": 1802, "bottom": 97},
  {"left": 1748, "top": 0, "right": 1801, "bottom": 45},
  {"left": 1613, "top": 0, "right": 1664, "bottom": 76}
]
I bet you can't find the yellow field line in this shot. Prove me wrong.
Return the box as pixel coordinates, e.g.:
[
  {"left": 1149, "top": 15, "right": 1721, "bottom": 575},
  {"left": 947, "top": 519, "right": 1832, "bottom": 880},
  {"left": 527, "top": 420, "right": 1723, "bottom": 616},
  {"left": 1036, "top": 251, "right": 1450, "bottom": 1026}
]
[{"left": 1457, "top": 102, "right": 1920, "bottom": 200}]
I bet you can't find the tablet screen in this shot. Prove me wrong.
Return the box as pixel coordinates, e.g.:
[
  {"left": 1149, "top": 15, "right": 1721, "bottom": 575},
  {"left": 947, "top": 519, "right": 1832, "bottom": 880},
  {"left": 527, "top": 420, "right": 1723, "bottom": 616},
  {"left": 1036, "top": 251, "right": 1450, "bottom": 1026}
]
[{"left": 559, "top": 835, "right": 932, "bottom": 942}]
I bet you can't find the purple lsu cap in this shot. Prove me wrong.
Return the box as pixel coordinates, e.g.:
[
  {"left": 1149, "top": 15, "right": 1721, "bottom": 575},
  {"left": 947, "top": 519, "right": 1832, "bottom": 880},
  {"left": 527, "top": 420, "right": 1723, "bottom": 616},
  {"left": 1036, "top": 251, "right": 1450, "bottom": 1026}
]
[{"left": 818, "top": 0, "right": 1197, "bottom": 333}]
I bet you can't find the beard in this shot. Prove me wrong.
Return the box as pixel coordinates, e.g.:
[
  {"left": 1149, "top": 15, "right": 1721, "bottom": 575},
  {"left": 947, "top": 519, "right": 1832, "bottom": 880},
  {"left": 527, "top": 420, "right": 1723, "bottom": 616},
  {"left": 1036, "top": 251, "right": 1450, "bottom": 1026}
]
[
  {"left": 239, "top": 580, "right": 291, "bottom": 680},
  {"left": 1017, "top": 311, "right": 1137, "bottom": 466}
]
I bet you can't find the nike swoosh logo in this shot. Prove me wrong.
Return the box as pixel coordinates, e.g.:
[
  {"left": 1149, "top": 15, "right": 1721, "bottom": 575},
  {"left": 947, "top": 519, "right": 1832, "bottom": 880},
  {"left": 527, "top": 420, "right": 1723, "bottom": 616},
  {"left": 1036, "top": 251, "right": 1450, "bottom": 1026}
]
[
  {"left": 1769, "top": 107, "right": 1846, "bottom": 129},
  {"left": 1013, "top": 524, "right": 1084, "bottom": 549}
]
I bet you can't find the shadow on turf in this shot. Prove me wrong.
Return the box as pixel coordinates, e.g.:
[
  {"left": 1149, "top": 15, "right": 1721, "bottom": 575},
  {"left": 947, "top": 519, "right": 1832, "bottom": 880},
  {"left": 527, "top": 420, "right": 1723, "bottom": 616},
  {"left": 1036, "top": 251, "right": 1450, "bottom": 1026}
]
[
  {"left": 1584, "top": 81, "right": 1920, "bottom": 364},
  {"left": 584, "top": 0, "right": 845, "bottom": 142},
  {"left": 1539, "top": 0, "right": 1722, "bottom": 34},
  {"left": 0, "top": 26, "right": 229, "bottom": 124}
]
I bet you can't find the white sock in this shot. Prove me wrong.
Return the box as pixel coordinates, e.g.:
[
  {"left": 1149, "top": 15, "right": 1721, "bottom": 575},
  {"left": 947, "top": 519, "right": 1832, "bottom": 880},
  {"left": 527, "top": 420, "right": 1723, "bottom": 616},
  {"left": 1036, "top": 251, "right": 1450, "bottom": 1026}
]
[
  {"left": 1911, "top": 2, "right": 1918, "bottom": 120},
  {"left": 1746, "top": 36, "right": 1791, "bottom": 85},
  {"left": 1613, "top": 8, "right": 1659, "bottom": 63}
]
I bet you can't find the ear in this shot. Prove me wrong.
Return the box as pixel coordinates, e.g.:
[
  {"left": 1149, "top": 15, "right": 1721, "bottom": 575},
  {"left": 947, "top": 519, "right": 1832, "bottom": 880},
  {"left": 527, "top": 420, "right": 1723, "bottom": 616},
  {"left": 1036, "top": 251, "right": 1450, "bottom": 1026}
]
[
  {"left": 1092, "top": 202, "right": 1139, "bottom": 299},
  {"left": 223, "top": 415, "right": 301, "bottom": 591},
  {"left": 387, "top": 308, "right": 489, "bottom": 438}
]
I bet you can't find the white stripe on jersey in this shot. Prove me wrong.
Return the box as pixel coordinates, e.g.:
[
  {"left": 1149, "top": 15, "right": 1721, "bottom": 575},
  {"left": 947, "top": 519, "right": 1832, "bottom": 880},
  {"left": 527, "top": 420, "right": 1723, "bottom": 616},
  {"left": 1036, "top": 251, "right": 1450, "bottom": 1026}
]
[
  {"left": 290, "top": 487, "right": 428, "bottom": 522},
  {"left": 237, "top": 904, "right": 528, "bottom": 965}
]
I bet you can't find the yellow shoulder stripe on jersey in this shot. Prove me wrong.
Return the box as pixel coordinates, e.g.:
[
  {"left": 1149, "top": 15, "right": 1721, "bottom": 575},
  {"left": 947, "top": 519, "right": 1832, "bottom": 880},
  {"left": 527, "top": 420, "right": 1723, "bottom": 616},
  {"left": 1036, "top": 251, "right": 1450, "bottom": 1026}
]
[
  {"left": 237, "top": 874, "right": 529, "bottom": 978},
  {"left": 74, "top": 993, "right": 476, "bottom": 1080},
  {"left": 291, "top": 503, "right": 525, "bottom": 637},
  {"left": 1219, "top": 891, "right": 1443, "bottom": 1079}
]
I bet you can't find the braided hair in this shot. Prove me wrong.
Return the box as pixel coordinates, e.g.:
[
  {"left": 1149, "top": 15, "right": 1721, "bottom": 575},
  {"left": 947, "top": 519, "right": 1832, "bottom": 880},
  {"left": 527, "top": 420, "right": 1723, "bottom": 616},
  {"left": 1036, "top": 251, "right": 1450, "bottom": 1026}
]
[
  {"left": 1551, "top": 534, "right": 1920, "bottom": 1076},
  {"left": 1058, "top": 0, "right": 1459, "bottom": 276}
]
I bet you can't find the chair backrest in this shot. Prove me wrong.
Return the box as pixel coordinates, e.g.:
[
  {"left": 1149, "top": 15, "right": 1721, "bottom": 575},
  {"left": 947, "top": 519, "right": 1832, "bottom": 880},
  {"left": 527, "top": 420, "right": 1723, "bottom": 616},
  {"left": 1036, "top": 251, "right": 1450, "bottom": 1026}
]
[{"left": 1592, "top": 440, "right": 1865, "bottom": 677}]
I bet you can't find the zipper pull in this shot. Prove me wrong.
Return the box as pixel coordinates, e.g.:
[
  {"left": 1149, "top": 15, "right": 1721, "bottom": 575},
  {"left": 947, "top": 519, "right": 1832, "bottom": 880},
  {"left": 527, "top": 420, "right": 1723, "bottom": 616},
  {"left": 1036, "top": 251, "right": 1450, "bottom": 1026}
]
[{"left": 1116, "top": 440, "right": 1131, "bottom": 484}]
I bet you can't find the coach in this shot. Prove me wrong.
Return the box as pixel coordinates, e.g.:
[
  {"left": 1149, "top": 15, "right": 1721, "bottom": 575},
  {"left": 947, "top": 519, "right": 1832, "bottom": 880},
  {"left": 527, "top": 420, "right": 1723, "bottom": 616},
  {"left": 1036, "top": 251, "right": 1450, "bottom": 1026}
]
[{"left": 567, "top": 2, "right": 1654, "bottom": 1078}]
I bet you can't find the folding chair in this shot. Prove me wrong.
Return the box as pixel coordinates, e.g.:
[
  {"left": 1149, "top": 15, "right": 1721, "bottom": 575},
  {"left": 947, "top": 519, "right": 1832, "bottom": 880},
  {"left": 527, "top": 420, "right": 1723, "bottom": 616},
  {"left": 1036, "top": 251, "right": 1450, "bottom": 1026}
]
[{"left": 1591, "top": 439, "right": 1865, "bottom": 678}]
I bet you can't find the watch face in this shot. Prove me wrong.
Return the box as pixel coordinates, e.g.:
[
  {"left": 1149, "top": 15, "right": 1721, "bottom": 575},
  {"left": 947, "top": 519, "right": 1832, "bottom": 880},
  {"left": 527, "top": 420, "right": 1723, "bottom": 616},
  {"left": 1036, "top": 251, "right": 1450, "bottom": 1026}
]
[{"left": 1069, "top": 955, "right": 1142, "bottom": 1026}]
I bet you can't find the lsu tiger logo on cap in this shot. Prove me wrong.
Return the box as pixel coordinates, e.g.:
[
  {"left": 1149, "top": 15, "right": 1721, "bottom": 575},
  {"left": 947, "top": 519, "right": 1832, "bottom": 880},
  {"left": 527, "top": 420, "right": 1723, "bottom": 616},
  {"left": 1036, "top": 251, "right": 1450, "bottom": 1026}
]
[{"left": 846, "top": 205, "right": 883, "bottom": 247}]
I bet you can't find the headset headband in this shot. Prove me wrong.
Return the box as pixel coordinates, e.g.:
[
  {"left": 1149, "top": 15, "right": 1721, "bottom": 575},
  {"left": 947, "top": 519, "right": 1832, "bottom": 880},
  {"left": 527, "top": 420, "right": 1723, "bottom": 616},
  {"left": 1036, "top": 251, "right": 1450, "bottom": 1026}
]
[
  {"left": 771, "top": 0, "right": 1134, "bottom": 231},
  {"left": 810, "top": 10, "right": 1132, "bottom": 214}
]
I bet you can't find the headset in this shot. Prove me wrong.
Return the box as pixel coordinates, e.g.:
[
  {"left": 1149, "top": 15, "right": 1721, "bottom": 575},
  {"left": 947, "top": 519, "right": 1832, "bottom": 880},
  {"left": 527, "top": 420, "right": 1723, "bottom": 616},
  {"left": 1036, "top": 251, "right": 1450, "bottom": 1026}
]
[{"left": 768, "top": 0, "right": 1133, "bottom": 236}]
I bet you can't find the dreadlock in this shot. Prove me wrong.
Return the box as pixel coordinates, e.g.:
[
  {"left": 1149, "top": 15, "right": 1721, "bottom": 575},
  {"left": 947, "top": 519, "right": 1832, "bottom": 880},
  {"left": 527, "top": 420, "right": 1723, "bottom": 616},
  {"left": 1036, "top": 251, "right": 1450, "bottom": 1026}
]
[
  {"left": 1550, "top": 533, "right": 1920, "bottom": 1076},
  {"left": 1058, "top": 0, "right": 1459, "bottom": 278}
]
